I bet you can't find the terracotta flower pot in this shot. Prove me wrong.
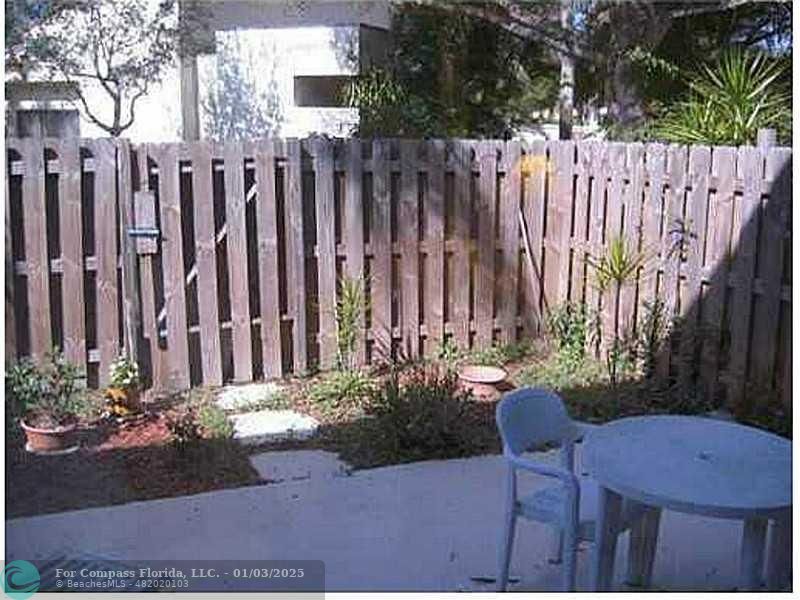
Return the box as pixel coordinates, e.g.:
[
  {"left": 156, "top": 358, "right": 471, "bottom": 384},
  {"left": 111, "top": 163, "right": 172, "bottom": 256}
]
[{"left": 20, "top": 419, "right": 79, "bottom": 454}]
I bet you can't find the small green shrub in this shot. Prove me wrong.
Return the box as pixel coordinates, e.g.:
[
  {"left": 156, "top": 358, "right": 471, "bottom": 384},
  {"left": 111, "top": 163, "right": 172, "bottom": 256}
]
[
  {"left": 309, "top": 369, "right": 375, "bottom": 414},
  {"left": 547, "top": 302, "right": 595, "bottom": 367},
  {"left": 364, "top": 365, "right": 476, "bottom": 463},
  {"left": 198, "top": 404, "right": 234, "bottom": 440},
  {"left": 467, "top": 341, "right": 533, "bottom": 367},
  {"left": 335, "top": 275, "right": 367, "bottom": 372},
  {"left": 588, "top": 236, "right": 650, "bottom": 294}
]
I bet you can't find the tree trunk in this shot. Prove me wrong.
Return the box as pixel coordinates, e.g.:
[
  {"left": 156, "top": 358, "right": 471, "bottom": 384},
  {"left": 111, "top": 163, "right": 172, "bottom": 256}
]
[
  {"left": 608, "top": 56, "right": 644, "bottom": 127},
  {"left": 558, "top": 1, "right": 574, "bottom": 140}
]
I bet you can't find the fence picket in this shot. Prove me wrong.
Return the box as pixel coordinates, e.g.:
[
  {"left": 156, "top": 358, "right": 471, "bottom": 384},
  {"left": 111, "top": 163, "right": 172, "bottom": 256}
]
[
  {"left": 314, "top": 138, "right": 337, "bottom": 369},
  {"left": 700, "top": 146, "right": 735, "bottom": 401},
  {"left": 371, "top": 140, "right": 393, "bottom": 361},
  {"left": 727, "top": 146, "right": 762, "bottom": 407},
  {"left": 57, "top": 139, "right": 86, "bottom": 371},
  {"left": 344, "top": 139, "right": 366, "bottom": 364},
  {"left": 474, "top": 140, "right": 497, "bottom": 348},
  {"left": 425, "top": 140, "right": 446, "bottom": 354},
  {"left": 89, "top": 139, "right": 119, "bottom": 386},
  {"left": 19, "top": 139, "right": 51, "bottom": 361},
  {"left": 750, "top": 147, "right": 791, "bottom": 388},
  {"left": 451, "top": 140, "right": 471, "bottom": 349},
  {"left": 520, "top": 140, "right": 546, "bottom": 334},
  {"left": 254, "top": 139, "right": 283, "bottom": 378},
  {"left": 399, "top": 140, "right": 420, "bottom": 358},
  {"left": 153, "top": 144, "right": 190, "bottom": 392},
  {"left": 499, "top": 140, "right": 521, "bottom": 344},
  {"left": 284, "top": 139, "right": 307, "bottom": 374},
  {"left": 190, "top": 141, "right": 223, "bottom": 385}
]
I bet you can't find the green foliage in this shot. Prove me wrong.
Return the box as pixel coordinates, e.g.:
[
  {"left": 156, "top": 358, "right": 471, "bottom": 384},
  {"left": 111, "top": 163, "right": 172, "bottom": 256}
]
[
  {"left": 635, "top": 298, "right": 670, "bottom": 378},
  {"left": 197, "top": 404, "right": 234, "bottom": 440},
  {"left": 517, "top": 354, "right": 606, "bottom": 394},
  {"left": 588, "top": 237, "right": 649, "bottom": 293},
  {"left": 342, "top": 67, "right": 436, "bottom": 137},
  {"left": 108, "top": 354, "right": 139, "bottom": 390},
  {"left": 546, "top": 302, "right": 595, "bottom": 367},
  {"left": 364, "top": 365, "right": 476, "bottom": 463},
  {"left": 466, "top": 341, "right": 533, "bottom": 368},
  {"left": 655, "top": 49, "right": 791, "bottom": 145},
  {"left": 335, "top": 275, "right": 367, "bottom": 372},
  {"left": 6, "top": 354, "right": 87, "bottom": 428},
  {"left": 435, "top": 337, "right": 462, "bottom": 373},
  {"left": 309, "top": 369, "right": 375, "bottom": 415}
]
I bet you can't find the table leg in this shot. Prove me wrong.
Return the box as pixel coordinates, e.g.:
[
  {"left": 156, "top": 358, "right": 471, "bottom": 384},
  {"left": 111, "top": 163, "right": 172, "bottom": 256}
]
[
  {"left": 739, "top": 517, "right": 768, "bottom": 591},
  {"left": 627, "top": 505, "right": 661, "bottom": 588},
  {"left": 766, "top": 512, "right": 792, "bottom": 590},
  {"left": 591, "top": 486, "right": 623, "bottom": 591}
]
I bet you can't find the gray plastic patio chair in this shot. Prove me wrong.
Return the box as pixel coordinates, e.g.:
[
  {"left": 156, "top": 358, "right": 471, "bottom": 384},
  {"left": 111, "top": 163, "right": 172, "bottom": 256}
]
[{"left": 495, "top": 387, "right": 639, "bottom": 592}]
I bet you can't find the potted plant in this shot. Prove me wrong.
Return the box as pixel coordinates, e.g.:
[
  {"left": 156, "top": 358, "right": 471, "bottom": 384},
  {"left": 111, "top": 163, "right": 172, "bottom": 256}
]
[
  {"left": 7, "top": 354, "right": 87, "bottom": 454},
  {"left": 105, "top": 354, "right": 142, "bottom": 419}
]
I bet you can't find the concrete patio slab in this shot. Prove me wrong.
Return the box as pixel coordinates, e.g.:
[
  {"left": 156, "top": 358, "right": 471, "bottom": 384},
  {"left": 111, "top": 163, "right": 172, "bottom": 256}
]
[{"left": 6, "top": 447, "right": 760, "bottom": 591}]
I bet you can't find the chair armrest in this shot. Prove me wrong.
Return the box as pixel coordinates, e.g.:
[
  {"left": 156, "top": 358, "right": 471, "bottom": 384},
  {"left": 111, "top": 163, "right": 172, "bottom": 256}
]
[{"left": 506, "top": 453, "right": 579, "bottom": 490}]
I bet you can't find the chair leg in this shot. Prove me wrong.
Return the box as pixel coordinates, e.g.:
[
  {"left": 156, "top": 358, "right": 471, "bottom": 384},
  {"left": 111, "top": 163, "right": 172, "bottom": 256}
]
[
  {"left": 548, "top": 528, "right": 564, "bottom": 564},
  {"left": 561, "top": 527, "right": 578, "bottom": 591},
  {"left": 497, "top": 509, "right": 518, "bottom": 591}
]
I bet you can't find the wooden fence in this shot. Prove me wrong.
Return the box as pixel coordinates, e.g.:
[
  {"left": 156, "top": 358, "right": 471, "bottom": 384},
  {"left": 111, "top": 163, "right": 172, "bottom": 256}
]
[{"left": 5, "top": 137, "right": 791, "bottom": 410}]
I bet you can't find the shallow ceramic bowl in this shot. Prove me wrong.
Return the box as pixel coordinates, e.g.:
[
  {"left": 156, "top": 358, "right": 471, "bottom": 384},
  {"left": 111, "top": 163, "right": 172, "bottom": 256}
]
[{"left": 458, "top": 365, "right": 508, "bottom": 385}]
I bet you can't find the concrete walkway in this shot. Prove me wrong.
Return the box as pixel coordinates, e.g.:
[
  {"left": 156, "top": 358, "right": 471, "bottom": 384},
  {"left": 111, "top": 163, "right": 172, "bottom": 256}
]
[{"left": 7, "top": 449, "right": 751, "bottom": 591}]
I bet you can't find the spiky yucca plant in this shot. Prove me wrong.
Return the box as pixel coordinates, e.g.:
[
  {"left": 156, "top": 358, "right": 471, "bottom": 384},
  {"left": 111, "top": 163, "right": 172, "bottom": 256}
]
[{"left": 656, "top": 49, "right": 790, "bottom": 146}]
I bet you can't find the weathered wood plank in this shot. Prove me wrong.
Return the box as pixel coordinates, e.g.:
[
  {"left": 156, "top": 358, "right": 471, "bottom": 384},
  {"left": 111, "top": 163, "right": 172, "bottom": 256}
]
[
  {"left": 371, "top": 139, "right": 393, "bottom": 361},
  {"left": 19, "top": 138, "right": 51, "bottom": 361},
  {"left": 343, "top": 139, "right": 366, "bottom": 365},
  {"left": 424, "top": 140, "right": 446, "bottom": 354},
  {"left": 585, "top": 142, "right": 609, "bottom": 349},
  {"left": 657, "top": 145, "right": 688, "bottom": 378},
  {"left": 57, "top": 139, "right": 86, "bottom": 371},
  {"left": 543, "top": 141, "right": 571, "bottom": 316},
  {"left": 727, "top": 146, "right": 762, "bottom": 407},
  {"left": 451, "top": 140, "right": 472, "bottom": 349},
  {"left": 570, "top": 142, "right": 592, "bottom": 306},
  {"left": 135, "top": 145, "right": 166, "bottom": 391},
  {"left": 314, "top": 138, "right": 337, "bottom": 369},
  {"left": 224, "top": 142, "right": 253, "bottom": 382},
  {"left": 254, "top": 139, "right": 283, "bottom": 378},
  {"left": 600, "top": 143, "right": 626, "bottom": 355},
  {"left": 154, "top": 144, "right": 190, "bottom": 391},
  {"left": 498, "top": 140, "right": 521, "bottom": 344},
  {"left": 89, "top": 139, "right": 119, "bottom": 386},
  {"left": 115, "top": 139, "right": 140, "bottom": 368},
  {"left": 749, "top": 147, "right": 791, "bottom": 388},
  {"left": 5, "top": 145, "right": 18, "bottom": 362},
  {"left": 525, "top": 140, "right": 548, "bottom": 331},
  {"left": 699, "top": 146, "right": 735, "bottom": 402},
  {"left": 398, "top": 140, "right": 420, "bottom": 358},
  {"left": 620, "top": 143, "right": 644, "bottom": 337},
  {"left": 190, "top": 141, "right": 223, "bottom": 385},
  {"left": 474, "top": 140, "right": 497, "bottom": 348},
  {"left": 638, "top": 143, "right": 665, "bottom": 330},
  {"left": 284, "top": 139, "right": 307, "bottom": 374},
  {"left": 678, "top": 145, "right": 711, "bottom": 384}
]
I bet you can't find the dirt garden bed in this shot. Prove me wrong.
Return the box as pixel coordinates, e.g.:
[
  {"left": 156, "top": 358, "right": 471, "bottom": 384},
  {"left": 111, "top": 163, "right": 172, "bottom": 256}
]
[{"left": 7, "top": 340, "right": 788, "bottom": 519}]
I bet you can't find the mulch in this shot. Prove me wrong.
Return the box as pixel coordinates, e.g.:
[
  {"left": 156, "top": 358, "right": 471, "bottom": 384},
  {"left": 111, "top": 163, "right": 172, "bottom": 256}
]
[{"left": 6, "top": 411, "right": 263, "bottom": 520}]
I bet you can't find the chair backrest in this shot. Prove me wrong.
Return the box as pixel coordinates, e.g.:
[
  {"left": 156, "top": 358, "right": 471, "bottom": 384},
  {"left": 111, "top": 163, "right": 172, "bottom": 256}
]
[{"left": 496, "top": 387, "right": 576, "bottom": 455}]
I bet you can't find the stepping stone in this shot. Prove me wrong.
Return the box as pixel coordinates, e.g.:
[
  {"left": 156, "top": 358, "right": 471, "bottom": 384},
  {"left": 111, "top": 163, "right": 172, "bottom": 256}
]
[
  {"left": 230, "top": 410, "right": 318, "bottom": 445},
  {"left": 216, "top": 382, "right": 284, "bottom": 412},
  {"left": 248, "top": 450, "right": 351, "bottom": 482}
]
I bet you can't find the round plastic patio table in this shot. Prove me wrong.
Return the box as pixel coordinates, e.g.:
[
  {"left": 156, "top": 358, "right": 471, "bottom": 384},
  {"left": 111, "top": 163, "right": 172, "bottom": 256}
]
[{"left": 583, "top": 415, "right": 791, "bottom": 591}]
